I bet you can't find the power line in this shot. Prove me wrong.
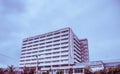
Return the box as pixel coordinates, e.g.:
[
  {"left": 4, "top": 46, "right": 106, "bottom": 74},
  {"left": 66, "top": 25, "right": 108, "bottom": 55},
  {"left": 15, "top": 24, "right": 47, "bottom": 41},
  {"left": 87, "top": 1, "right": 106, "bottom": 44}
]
[{"left": 0, "top": 52, "right": 17, "bottom": 61}]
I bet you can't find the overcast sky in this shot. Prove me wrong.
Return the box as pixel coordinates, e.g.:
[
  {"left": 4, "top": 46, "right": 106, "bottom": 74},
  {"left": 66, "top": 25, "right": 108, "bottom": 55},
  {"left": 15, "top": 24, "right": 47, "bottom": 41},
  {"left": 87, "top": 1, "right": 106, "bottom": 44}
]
[{"left": 0, "top": 0, "right": 120, "bottom": 67}]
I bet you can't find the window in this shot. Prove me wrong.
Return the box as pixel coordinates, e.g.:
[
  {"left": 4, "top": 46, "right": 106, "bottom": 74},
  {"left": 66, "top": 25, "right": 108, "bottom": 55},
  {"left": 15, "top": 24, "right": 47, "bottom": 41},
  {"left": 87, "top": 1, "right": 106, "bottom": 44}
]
[
  {"left": 54, "top": 47, "right": 60, "bottom": 50},
  {"left": 27, "top": 52, "right": 31, "bottom": 54},
  {"left": 45, "top": 57, "right": 51, "bottom": 59},
  {"left": 32, "top": 51, "right": 37, "bottom": 53},
  {"left": 23, "top": 40, "right": 28, "bottom": 42},
  {"left": 47, "top": 34, "right": 53, "bottom": 37},
  {"left": 23, "top": 43, "right": 27, "bottom": 45},
  {"left": 61, "top": 34, "right": 69, "bottom": 37},
  {"left": 61, "top": 38, "right": 68, "bottom": 41},
  {"left": 53, "top": 56, "right": 59, "bottom": 58},
  {"left": 53, "top": 60, "right": 59, "bottom": 62},
  {"left": 45, "top": 61, "right": 51, "bottom": 63},
  {"left": 33, "top": 48, "right": 38, "bottom": 50},
  {"left": 46, "top": 49, "right": 51, "bottom": 51},
  {"left": 61, "top": 55, "right": 68, "bottom": 57},
  {"left": 46, "top": 37, "right": 52, "bottom": 40},
  {"left": 34, "top": 37, "right": 39, "bottom": 40},
  {"left": 39, "top": 62, "right": 44, "bottom": 64},
  {"left": 32, "top": 59, "right": 36, "bottom": 61},
  {"left": 74, "top": 54, "right": 81, "bottom": 62},
  {"left": 20, "top": 60, "right": 25, "bottom": 62},
  {"left": 20, "top": 56, "right": 25, "bottom": 58},
  {"left": 39, "top": 58, "right": 44, "bottom": 60},
  {"left": 74, "top": 45, "right": 80, "bottom": 52},
  {"left": 39, "top": 46, "right": 45, "bottom": 49},
  {"left": 26, "top": 48, "right": 32, "bottom": 51},
  {"left": 54, "top": 36, "right": 60, "bottom": 38},
  {"left": 32, "top": 55, "right": 36, "bottom": 57},
  {"left": 22, "top": 46, "right": 26, "bottom": 49},
  {"left": 61, "top": 50, "right": 68, "bottom": 53},
  {"left": 39, "top": 39, "right": 45, "bottom": 42},
  {"left": 46, "top": 45, "right": 52, "bottom": 47},
  {"left": 61, "top": 30, "right": 69, "bottom": 33},
  {"left": 27, "top": 45, "right": 32, "bottom": 48},
  {"left": 21, "top": 53, "right": 26, "bottom": 55},
  {"left": 74, "top": 38, "right": 81, "bottom": 44},
  {"left": 26, "top": 59, "right": 31, "bottom": 61},
  {"left": 74, "top": 46, "right": 81, "bottom": 56},
  {"left": 34, "top": 41, "right": 39, "bottom": 43},
  {"left": 21, "top": 50, "right": 26, "bottom": 52},
  {"left": 45, "top": 53, "right": 51, "bottom": 55},
  {"left": 61, "top": 46, "right": 68, "bottom": 49},
  {"left": 19, "top": 64, "right": 24, "bottom": 65},
  {"left": 53, "top": 52, "right": 59, "bottom": 54},
  {"left": 28, "top": 42, "right": 33, "bottom": 44},
  {"left": 61, "top": 59, "right": 68, "bottom": 62},
  {"left": 53, "top": 40, "right": 60, "bottom": 42},
  {"left": 40, "top": 35, "right": 45, "bottom": 38},
  {"left": 33, "top": 44, "right": 38, "bottom": 46},
  {"left": 39, "top": 43, "right": 45, "bottom": 45},
  {"left": 53, "top": 43, "right": 60, "bottom": 46},
  {"left": 46, "top": 41, "right": 52, "bottom": 44},
  {"left": 26, "top": 56, "right": 31, "bottom": 58},
  {"left": 74, "top": 68, "right": 83, "bottom": 73},
  {"left": 54, "top": 32, "right": 60, "bottom": 35},
  {"left": 28, "top": 38, "right": 33, "bottom": 41},
  {"left": 39, "top": 50, "right": 44, "bottom": 52},
  {"left": 61, "top": 42, "right": 68, "bottom": 45}
]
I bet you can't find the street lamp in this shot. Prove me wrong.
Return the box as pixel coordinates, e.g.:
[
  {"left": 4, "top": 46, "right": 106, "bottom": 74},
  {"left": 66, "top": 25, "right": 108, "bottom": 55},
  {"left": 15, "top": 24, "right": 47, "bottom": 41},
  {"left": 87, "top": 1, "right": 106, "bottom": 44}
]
[{"left": 35, "top": 55, "right": 38, "bottom": 74}]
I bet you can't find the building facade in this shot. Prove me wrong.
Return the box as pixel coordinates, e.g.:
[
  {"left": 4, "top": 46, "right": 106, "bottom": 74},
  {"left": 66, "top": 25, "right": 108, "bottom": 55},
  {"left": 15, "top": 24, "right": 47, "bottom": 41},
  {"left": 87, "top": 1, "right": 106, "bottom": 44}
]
[
  {"left": 19, "top": 27, "right": 89, "bottom": 73},
  {"left": 79, "top": 39, "right": 89, "bottom": 62}
]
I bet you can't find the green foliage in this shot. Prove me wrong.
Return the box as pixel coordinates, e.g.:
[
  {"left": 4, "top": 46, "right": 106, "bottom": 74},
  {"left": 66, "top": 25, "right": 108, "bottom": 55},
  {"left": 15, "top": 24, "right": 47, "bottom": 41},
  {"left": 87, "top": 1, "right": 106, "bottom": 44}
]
[
  {"left": 0, "top": 68, "right": 4, "bottom": 74},
  {"left": 84, "top": 66, "right": 92, "bottom": 74},
  {"left": 29, "top": 68, "right": 35, "bottom": 74},
  {"left": 7, "top": 65, "right": 15, "bottom": 74},
  {"left": 69, "top": 68, "right": 73, "bottom": 74},
  {"left": 22, "top": 66, "right": 28, "bottom": 74}
]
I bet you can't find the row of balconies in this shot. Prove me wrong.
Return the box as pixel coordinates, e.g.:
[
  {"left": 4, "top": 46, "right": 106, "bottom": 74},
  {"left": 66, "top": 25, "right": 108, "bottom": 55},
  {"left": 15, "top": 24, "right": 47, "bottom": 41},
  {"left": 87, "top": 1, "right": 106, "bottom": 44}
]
[
  {"left": 21, "top": 46, "right": 69, "bottom": 55},
  {"left": 23, "top": 28, "right": 69, "bottom": 42},
  {"left": 22, "top": 38, "right": 69, "bottom": 49},
  {"left": 23, "top": 31, "right": 69, "bottom": 44},
  {"left": 20, "top": 52, "right": 69, "bottom": 60}
]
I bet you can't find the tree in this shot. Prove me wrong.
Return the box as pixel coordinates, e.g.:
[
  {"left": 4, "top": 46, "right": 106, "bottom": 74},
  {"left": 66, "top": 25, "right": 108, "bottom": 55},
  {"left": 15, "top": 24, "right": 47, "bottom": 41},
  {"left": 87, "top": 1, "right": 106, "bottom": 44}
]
[
  {"left": 22, "top": 66, "right": 28, "bottom": 74},
  {"left": 42, "top": 71, "right": 47, "bottom": 74},
  {"left": 0, "top": 68, "right": 4, "bottom": 74},
  {"left": 69, "top": 68, "right": 73, "bottom": 74},
  {"left": 84, "top": 66, "right": 92, "bottom": 74},
  {"left": 7, "top": 65, "right": 15, "bottom": 74},
  {"left": 29, "top": 69, "right": 35, "bottom": 74},
  {"left": 107, "top": 67, "right": 116, "bottom": 74}
]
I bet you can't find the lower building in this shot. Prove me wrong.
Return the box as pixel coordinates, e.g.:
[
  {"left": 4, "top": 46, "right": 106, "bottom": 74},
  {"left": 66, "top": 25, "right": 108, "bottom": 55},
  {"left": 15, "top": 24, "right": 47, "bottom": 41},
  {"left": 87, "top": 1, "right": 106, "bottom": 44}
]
[{"left": 20, "top": 61, "right": 104, "bottom": 74}]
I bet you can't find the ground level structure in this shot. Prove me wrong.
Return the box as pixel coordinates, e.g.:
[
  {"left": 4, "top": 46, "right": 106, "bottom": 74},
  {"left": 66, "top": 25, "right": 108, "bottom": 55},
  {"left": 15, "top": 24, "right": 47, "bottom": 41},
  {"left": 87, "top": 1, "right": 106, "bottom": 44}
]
[{"left": 21, "top": 61, "right": 104, "bottom": 74}]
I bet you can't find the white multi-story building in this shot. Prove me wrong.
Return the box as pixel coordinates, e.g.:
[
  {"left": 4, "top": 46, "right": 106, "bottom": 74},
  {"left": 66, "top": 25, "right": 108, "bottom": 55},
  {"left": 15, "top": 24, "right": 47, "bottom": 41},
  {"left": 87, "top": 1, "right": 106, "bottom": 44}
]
[{"left": 19, "top": 27, "right": 89, "bottom": 74}]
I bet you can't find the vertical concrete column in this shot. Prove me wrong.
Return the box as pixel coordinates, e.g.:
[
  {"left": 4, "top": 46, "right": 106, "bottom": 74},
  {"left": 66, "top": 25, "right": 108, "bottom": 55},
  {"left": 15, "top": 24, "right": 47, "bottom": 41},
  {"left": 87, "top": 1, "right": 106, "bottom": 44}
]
[
  {"left": 83, "top": 68, "right": 84, "bottom": 74},
  {"left": 72, "top": 69, "right": 74, "bottom": 74},
  {"left": 64, "top": 69, "right": 66, "bottom": 74}
]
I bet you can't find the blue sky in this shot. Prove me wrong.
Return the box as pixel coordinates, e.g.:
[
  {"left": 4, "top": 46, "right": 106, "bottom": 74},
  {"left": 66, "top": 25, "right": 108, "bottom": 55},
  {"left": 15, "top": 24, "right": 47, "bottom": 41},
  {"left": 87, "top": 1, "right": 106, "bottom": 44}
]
[{"left": 0, "top": 0, "right": 120, "bottom": 67}]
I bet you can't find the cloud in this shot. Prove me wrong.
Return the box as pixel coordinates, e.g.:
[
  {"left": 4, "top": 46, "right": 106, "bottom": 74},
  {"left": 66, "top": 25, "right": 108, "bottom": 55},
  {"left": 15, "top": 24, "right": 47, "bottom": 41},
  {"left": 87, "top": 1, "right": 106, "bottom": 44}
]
[
  {"left": 0, "top": 0, "right": 120, "bottom": 66},
  {"left": 0, "top": 0, "right": 26, "bottom": 14}
]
